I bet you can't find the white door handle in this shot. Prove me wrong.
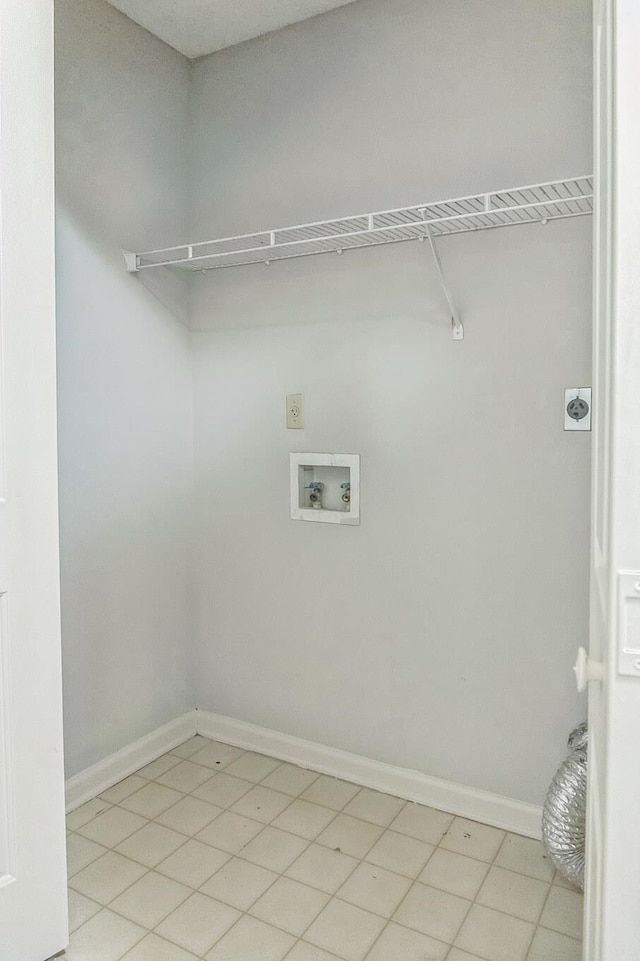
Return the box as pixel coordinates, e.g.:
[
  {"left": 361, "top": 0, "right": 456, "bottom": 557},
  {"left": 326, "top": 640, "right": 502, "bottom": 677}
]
[{"left": 574, "top": 647, "right": 605, "bottom": 693}]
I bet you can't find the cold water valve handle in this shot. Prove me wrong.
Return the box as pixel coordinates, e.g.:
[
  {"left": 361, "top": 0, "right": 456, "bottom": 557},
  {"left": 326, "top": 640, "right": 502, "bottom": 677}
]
[{"left": 341, "top": 482, "right": 351, "bottom": 504}]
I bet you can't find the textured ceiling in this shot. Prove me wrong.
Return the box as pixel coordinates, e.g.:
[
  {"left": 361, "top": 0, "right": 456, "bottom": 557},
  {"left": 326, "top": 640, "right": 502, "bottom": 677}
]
[{"left": 105, "top": 0, "right": 361, "bottom": 59}]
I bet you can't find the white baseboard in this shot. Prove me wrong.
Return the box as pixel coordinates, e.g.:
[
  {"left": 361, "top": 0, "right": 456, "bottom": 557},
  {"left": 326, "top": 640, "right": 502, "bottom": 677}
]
[
  {"left": 65, "top": 712, "right": 197, "bottom": 812},
  {"left": 66, "top": 708, "right": 542, "bottom": 839},
  {"left": 195, "top": 710, "right": 543, "bottom": 840}
]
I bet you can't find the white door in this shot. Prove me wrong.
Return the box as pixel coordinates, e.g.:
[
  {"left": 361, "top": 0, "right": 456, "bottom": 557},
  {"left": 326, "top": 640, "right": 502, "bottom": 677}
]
[
  {"left": 583, "top": 0, "right": 640, "bottom": 958},
  {"left": 0, "top": 1, "right": 68, "bottom": 959}
]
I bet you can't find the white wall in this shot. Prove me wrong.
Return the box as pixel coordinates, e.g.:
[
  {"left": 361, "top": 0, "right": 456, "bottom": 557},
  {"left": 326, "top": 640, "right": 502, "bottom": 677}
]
[
  {"left": 55, "top": 0, "right": 194, "bottom": 777},
  {"left": 190, "top": 0, "right": 592, "bottom": 805}
]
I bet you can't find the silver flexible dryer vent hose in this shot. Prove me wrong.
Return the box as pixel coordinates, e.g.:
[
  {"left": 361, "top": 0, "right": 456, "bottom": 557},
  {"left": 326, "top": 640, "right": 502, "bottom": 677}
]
[{"left": 541, "top": 722, "right": 588, "bottom": 890}]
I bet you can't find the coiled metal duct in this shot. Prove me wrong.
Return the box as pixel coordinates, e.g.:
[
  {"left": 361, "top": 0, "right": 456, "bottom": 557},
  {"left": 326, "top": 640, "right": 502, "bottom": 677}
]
[{"left": 541, "top": 722, "right": 588, "bottom": 890}]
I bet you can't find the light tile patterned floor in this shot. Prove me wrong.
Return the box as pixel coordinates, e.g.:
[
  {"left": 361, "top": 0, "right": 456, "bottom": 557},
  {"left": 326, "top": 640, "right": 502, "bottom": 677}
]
[{"left": 62, "top": 736, "right": 584, "bottom": 961}]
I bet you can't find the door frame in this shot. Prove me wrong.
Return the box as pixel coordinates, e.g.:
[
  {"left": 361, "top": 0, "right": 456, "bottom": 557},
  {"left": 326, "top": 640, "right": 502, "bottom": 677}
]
[
  {"left": 584, "top": 0, "right": 640, "bottom": 958},
  {"left": 0, "top": 0, "right": 68, "bottom": 957}
]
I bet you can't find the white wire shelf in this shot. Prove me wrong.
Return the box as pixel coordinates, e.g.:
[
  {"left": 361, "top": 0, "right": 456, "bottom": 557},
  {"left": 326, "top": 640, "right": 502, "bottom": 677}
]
[{"left": 124, "top": 175, "right": 593, "bottom": 273}]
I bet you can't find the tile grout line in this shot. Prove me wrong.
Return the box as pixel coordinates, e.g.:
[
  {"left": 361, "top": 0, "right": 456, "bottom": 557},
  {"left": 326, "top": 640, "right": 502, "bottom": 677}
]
[
  {"left": 103, "top": 761, "right": 354, "bottom": 957},
  {"left": 75, "top": 750, "right": 552, "bottom": 887},
  {"left": 72, "top": 780, "right": 409, "bottom": 957},
  {"left": 435, "top": 833, "right": 504, "bottom": 961},
  {"left": 273, "top": 798, "right": 410, "bottom": 960},
  {"left": 443, "top": 829, "right": 506, "bottom": 961},
  {"left": 397, "top": 813, "right": 476, "bottom": 957},
  {"left": 524, "top": 876, "right": 563, "bottom": 961},
  {"left": 71, "top": 806, "right": 479, "bottom": 935},
  {"left": 66, "top": 741, "right": 253, "bottom": 957},
  {"left": 442, "top": 827, "right": 553, "bottom": 961},
  {"left": 359, "top": 821, "right": 449, "bottom": 961},
  {"left": 66, "top": 738, "right": 581, "bottom": 961},
  {"left": 171, "top": 781, "right": 389, "bottom": 958}
]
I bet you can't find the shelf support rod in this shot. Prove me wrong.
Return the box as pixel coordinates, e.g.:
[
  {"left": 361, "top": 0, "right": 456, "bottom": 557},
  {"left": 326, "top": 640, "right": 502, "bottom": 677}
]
[{"left": 424, "top": 224, "right": 464, "bottom": 341}]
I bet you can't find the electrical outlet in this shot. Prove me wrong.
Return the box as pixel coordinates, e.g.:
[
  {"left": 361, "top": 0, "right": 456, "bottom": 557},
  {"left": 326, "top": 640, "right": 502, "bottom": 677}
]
[
  {"left": 564, "top": 388, "right": 591, "bottom": 431},
  {"left": 286, "top": 393, "right": 304, "bottom": 429}
]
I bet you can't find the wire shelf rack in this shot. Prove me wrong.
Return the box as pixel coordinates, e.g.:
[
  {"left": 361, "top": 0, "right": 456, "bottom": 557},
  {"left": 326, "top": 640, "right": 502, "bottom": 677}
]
[{"left": 124, "top": 175, "right": 593, "bottom": 273}]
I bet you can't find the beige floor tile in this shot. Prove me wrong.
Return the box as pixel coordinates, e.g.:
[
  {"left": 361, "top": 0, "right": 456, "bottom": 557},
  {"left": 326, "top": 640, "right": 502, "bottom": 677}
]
[
  {"left": 305, "top": 899, "right": 386, "bottom": 961},
  {"left": 121, "top": 932, "right": 200, "bottom": 961},
  {"left": 64, "top": 908, "right": 145, "bottom": 961},
  {"left": 338, "top": 861, "right": 411, "bottom": 918},
  {"left": 476, "top": 866, "right": 549, "bottom": 923},
  {"left": 99, "top": 775, "right": 148, "bottom": 805},
  {"left": 439, "top": 818, "right": 505, "bottom": 863},
  {"left": 285, "top": 843, "right": 359, "bottom": 894},
  {"left": 69, "top": 851, "right": 147, "bottom": 905},
  {"left": 136, "top": 754, "right": 182, "bottom": 780},
  {"left": 156, "top": 838, "right": 230, "bottom": 887},
  {"left": 201, "top": 857, "right": 278, "bottom": 910},
  {"left": 494, "top": 833, "right": 555, "bottom": 882},
  {"left": 300, "top": 776, "right": 361, "bottom": 811},
  {"left": 223, "top": 751, "right": 283, "bottom": 783},
  {"left": 196, "top": 810, "right": 264, "bottom": 853},
  {"left": 343, "top": 789, "right": 405, "bottom": 828},
  {"left": 250, "top": 876, "right": 330, "bottom": 936},
  {"left": 285, "top": 943, "right": 342, "bottom": 961},
  {"left": 261, "top": 763, "right": 320, "bottom": 797},
  {"left": 67, "top": 834, "right": 108, "bottom": 877},
  {"left": 65, "top": 747, "right": 587, "bottom": 961},
  {"left": 109, "top": 870, "right": 191, "bottom": 928},
  {"left": 156, "top": 795, "right": 223, "bottom": 836},
  {"left": 241, "top": 826, "right": 310, "bottom": 872},
  {"left": 316, "top": 814, "right": 383, "bottom": 860},
  {"left": 205, "top": 915, "right": 295, "bottom": 961},
  {"left": 365, "top": 921, "right": 449, "bottom": 961},
  {"left": 193, "top": 773, "right": 254, "bottom": 808},
  {"left": 155, "top": 892, "right": 240, "bottom": 955},
  {"left": 77, "top": 806, "right": 147, "bottom": 848},
  {"left": 189, "top": 741, "right": 244, "bottom": 771},
  {"left": 68, "top": 888, "right": 101, "bottom": 932},
  {"left": 120, "top": 782, "right": 184, "bottom": 818},
  {"left": 115, "top": 823, "right": 186, "bottom": 868},
  {"left": 230, "top": 784, "right": 293, "bottom": 823},
  {"left": 171, "top": 736, "right": 209, "bottom": 759},
  {"left": 389, "top": 804, "right": 453, "bottom": 845},
  {"left": 393, "top": 882, "right": 470, "bottom": 943},
  {"left": 454, "top": 904, "right": 534, "bottom": 961},
  {"left": 539, "top": 886, "right": 584, "bottom": 940},
  {"left": 419, "top": 849, "right": 489, "bottom": 900},
  {"left": 156, "top": 759, "right": 215, "bottom": 793},
  {"left": 272, "top": 799, "right": 337, "bottom": 839},
  {"left": 366, "top": 830, "right": 434, "bottom": 879},
  {"left": 66, "top": 798, "right": 112, "bottom": 831},
  {"left": 526, "top": 926, "right": 583, "bottom": 961},
  {"left": 446, "top": 950, "right": 486, "bottom": 961}
]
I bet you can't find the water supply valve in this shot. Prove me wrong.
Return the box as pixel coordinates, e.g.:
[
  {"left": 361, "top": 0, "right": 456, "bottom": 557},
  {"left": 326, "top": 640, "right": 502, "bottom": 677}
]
[
  {"left": 341, "top": 482, "right": 351, "bottom": 504},
  {"left": 306, "top": 481, "right": 324, "bottom": 509}
]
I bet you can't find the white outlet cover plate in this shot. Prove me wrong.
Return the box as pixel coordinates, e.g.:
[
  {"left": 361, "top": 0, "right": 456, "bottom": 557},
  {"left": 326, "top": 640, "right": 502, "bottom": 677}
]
[
  {"left": 290, "top": 452, "right": 360, "bottom": 525},
  {"left": 564, "top": 387, "right": 592, "bottom": 431}
]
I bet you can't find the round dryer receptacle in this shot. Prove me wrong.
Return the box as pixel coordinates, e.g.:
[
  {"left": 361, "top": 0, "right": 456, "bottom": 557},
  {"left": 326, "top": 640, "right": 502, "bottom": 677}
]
[{"left": 566, "top": 397, "right": 589, "bottom": 421}]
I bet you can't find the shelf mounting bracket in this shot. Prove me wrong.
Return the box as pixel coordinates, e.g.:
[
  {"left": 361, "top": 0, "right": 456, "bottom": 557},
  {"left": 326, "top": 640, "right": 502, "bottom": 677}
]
[
  {"left": 424, "top": 223, "right": 464, "bottom": 340},
  {"left": 122, "top": 250, "right": 139, "bottom": 273}
]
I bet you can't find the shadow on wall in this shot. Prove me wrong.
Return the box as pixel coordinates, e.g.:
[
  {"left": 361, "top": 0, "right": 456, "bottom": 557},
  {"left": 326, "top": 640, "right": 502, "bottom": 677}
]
[
  {"left": 55, "top": 204, "right": 195, "bottom": 779},
  {"left": 55, "top": 197, "right": 189, "bottom": 326}
]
